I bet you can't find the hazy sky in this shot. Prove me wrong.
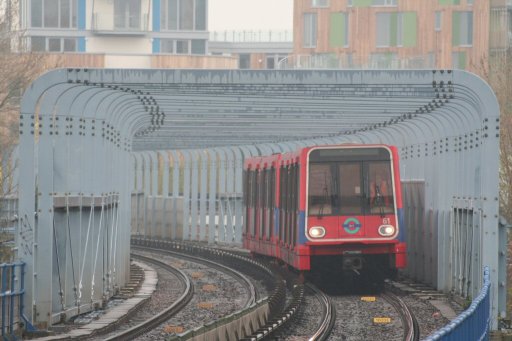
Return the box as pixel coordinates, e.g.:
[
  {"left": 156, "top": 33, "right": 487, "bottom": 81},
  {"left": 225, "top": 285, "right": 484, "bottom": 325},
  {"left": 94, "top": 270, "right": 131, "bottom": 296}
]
[{"left": 209, "top": 0, "right": 294, "bottom": 31}]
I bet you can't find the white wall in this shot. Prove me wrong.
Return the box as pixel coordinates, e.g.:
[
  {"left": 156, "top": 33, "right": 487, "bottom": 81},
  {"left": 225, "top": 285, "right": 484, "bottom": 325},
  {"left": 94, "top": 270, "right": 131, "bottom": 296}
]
[
  {"left": 87, "top": 36, "right": 152, "bottom": 54},
  {"left": 104, "top": 54, "right": 152, "bottom": 68}
]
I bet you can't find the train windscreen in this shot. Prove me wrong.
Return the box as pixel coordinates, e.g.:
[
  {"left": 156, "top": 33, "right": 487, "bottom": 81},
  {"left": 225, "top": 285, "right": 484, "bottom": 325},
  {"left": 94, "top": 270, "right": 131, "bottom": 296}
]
[{"left": 308, "top": 148, "right": 395, "bottom": 216}]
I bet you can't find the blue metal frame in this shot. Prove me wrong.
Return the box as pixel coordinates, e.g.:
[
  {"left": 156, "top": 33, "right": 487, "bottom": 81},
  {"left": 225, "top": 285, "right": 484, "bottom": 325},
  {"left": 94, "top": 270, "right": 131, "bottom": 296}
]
[
  {"left": 0, "top": 262, "right": 35, "bottom": 339},
  {"left": 424, "top": 266, "right": 491, "bottom": 341}
]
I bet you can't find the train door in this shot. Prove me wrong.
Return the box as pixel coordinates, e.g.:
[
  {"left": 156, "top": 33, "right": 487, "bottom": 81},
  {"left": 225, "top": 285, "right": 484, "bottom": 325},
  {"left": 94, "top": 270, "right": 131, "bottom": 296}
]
[{"left": 336, "top": 162, "right": 364, "bottom": 238}]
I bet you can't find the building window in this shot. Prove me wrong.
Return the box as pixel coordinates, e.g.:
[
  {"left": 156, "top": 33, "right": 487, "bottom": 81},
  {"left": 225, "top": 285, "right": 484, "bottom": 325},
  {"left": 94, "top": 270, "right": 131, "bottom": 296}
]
[
  {"left": 452, "top": 11, "right": 473, "bottom": 46},
  {"left": 239, "top": 54, "right": 251, "bottom": 69},
  {"left": 31, "top": 0, "right": 77, "bottom": 28},
  {"left": 452, "top": 51, "right": 467, "bottom": 69},
  {"left": 467, "top": 0, "right": 473, "bottom": 4},
  {"left": 161, "top": 39, "right": 174, "bottom": 53},
  {"left": 303, "top": 13, "right": 317, "bottom": 48},
  {"left": 160, "top": 39, "right": 206, "bottom": 55},
  {"left": 330, "top": 12, "right": 349, "bottom": 47},
  {"left": 435, "top": 11, "right": 442, "bottom": 31},
  {"left": 312, "top": 0, "right": 329, "bottom": 8},
  {"left": 348, "top": 0, "right": 397, "bottom": 6},
  {"left": 161, "top": 0, "right": 207, "bottom": 31},
  {"left": 376, "top": 12, "right": 417, "bottom": 47},
  {"left": 31, "top": 36, "right": 46, "bottom": 51},
  {"left": 179, "top": 0, "right": 193, "bottom": 30},
  {"left": 372, "top": 0, "right": 397, "bottom": 5},
  {"left": 370, "top": 52, "right": 397, "bottom": 68},
  {"left": 195, "top": 0, "right": 206, "bottom": 30},
  {"left": 30, "top": 36, "right": 77, "bottom": 52},
  {"left": 48, "top": 38, "right": 61, "bottom": 51},
  {"left": 438, "top": 0, "right": 460, "bottom": 4},
  {"left": 114, "top": 0, "right": 141, "bottom": 30},
  {"left": 191, "top": 40, "right": 206, "bottom": 54},
  {"left": 63, "top": 38, "right": 77, "bottom": 51},
  {"left": 176, "top": 40, "right": 189, "bottom": 54}
]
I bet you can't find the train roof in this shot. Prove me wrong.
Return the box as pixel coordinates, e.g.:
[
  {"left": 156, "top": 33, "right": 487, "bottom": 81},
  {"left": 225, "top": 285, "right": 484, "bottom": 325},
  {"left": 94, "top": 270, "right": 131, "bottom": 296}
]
[{"left": 244, "top": 144, "right": 395, "bottom": 169}]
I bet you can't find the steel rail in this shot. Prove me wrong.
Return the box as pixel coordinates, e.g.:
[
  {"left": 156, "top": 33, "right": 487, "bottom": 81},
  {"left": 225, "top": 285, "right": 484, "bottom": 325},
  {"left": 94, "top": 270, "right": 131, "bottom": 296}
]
[
  {"left": 104, "top": 253, "right": 193, "bottom": 341},
  {"left": 382, "top": 291, "right": 420, "bottom": 341},
  {"left": 306, "top": 283, "right": 336, "bottom": 341},
  {"left": 132, "top": 244, "right": 258, "bottom": 306},
  {"left": 131, "top": 237, "right": 286, "bottom": 340},
  {"left": 240, "top": 283, "right": 303, "bottom": 341}
]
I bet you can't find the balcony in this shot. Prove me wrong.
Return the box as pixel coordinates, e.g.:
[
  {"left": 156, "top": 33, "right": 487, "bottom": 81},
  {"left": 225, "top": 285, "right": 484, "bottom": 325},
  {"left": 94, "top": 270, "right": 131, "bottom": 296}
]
[
  {"left": 209, "top": 30, "right": 293, "bottom": 43},
  {"left": 278, "top": 54, "right": 436, "bottom": 70},
  {"left": 92, "top": 12, "right": 149, "bottom": 35}
]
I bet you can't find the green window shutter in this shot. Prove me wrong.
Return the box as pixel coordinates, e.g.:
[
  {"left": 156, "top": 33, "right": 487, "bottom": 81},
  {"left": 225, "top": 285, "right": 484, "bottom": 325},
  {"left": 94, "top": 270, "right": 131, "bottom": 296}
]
[
  {"left": 390, "top": 12, "right": 398, "bottom": 47},
  {"left": 452, "top": 11, "right": 461, "bottom": 46},
  {"left": 439, "top": 0, "right": 460, "bottom": 4},
  {"left": 457, "top": 51, "right": 466, "bottom": 69},
  {"left": 353, "top": 0, "right": 372, "bottom": 7},
  {"left": 330, "top": 13, "right": 346, "bottom": 47},
  {"left": 403, "top": 12, "right": 417, "bottom": 47}
]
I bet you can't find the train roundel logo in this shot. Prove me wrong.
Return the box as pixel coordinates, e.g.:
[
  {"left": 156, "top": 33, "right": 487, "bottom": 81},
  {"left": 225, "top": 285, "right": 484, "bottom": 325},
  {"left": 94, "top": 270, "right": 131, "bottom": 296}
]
[{"left": 343, "top": 218, "right": 362, "bottom": 234}]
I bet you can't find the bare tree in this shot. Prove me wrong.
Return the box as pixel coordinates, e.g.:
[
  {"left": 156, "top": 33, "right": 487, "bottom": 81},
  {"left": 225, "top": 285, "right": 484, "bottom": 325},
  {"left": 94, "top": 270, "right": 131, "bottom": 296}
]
[
  {"left": 0, "top": 0, "right": 56, "bottom": 195},
  {"left": 477, "top": 50, "right": 512, "bottom": 319},
  {"left": 0, "top": 0, "right": 62, "bottom": 262}
]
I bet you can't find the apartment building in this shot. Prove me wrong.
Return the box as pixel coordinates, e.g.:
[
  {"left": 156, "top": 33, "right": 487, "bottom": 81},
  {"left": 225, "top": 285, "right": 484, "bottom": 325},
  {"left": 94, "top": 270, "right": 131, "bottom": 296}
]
[
  {"left": 209, "top": 30, "right": 293, "bottom": 69},
  {"left": 292, "top": 0, "right": 512, "bottom": 72},
  {"left": 17, "top": 0, "right": 237, "bottom": 68}
]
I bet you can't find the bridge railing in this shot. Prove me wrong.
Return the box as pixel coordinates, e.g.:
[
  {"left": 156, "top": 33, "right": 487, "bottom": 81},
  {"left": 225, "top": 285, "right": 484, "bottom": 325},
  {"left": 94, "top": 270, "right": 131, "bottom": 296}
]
[
  {"left": 0, "top": 262, "right": 33, "bottom": 339},
  {"left": 424, "top": 266, "right": 491, "bottom": 341}
]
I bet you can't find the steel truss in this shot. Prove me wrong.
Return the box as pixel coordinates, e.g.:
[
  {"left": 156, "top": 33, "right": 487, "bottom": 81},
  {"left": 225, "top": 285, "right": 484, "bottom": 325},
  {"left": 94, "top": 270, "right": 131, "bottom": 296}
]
[{"left": 17, "top": 69, "right": 503, "bottom": 329}]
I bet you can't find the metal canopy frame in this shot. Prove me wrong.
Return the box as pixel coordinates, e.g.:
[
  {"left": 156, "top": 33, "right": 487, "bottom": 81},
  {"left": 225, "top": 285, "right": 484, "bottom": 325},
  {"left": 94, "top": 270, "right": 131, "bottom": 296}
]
[{"left": 17, "top": 69, "right": 503, "bottom": 329}]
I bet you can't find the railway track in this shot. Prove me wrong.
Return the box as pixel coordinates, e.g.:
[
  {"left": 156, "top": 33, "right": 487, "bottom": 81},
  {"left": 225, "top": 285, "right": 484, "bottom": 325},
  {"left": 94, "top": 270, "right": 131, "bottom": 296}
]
[
  {"left": 306, "top": 282, "right": 336, "bottom": 340},
  {"left": 123, "top": 239, "right": 420, "bottom": 340},
  {"left": 382, "top": 290, "right": 420, "bottom": 341},
  {"left": 132, "top": 244, "right": 259, "bottom": 306},
  {"left": 132, "top": 238, "right": 340, "bottom": 340},
  {"left": 130, "top": 237, "right": 287, "bottom": 340},
  {"left": 104, "top": 253, "right": 193, "bottom": 341}
]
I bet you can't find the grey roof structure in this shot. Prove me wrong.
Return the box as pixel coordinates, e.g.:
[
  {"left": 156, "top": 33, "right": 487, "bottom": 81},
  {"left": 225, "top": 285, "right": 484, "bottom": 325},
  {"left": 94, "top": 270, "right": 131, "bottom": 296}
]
[{"left": 16, "top": 69, "right": 505, "bottom": 330}]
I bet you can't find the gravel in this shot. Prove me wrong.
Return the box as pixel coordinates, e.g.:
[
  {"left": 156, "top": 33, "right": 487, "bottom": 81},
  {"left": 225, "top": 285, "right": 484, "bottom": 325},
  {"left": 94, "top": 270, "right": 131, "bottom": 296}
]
[{"left": 135, "top": 252, "right": 253, "bottom": 340}]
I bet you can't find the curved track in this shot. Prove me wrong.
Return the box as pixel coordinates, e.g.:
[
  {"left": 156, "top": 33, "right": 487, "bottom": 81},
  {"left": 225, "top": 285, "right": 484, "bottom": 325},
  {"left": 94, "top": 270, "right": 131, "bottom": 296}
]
[
  {"left": 105, "top": 252, "right": 193, "bottom": 341},
  {"left": 306, "top": 282, "right": 336, "bottom": 340},
  {"left": 132, "top": 244, "right": 258, "bottom": 306},
  {"left": 382, "top": 291, "right": 420, "bottom": 341}
]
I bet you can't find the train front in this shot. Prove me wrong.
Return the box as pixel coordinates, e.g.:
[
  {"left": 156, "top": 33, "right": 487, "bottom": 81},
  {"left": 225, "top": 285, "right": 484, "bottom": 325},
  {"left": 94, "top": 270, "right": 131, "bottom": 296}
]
[{"left": 298, "top": 145, "right": 406, "bottom": 282}]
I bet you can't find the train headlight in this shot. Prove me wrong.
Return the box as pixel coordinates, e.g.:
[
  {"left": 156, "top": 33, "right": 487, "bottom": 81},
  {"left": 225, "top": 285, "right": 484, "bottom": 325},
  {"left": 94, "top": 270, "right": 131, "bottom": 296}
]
[
  {"left": 378, "top": 225, "right": 396, "bottom": 237},
  {"left": 309, "top": 226, "right": 326, "bottom": 238}
]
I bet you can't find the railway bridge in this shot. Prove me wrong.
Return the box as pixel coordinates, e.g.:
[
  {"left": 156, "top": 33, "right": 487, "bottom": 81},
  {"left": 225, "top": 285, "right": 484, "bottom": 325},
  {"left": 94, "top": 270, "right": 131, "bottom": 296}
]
[{"left": 13, "top": 69, "right": 507, "bottom": 331}]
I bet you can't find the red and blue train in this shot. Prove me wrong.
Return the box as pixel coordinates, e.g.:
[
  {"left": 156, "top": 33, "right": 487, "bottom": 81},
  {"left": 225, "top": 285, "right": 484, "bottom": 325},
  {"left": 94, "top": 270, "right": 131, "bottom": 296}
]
[{"left": 243, "top": 144, "right": 406, "bottom": 283}]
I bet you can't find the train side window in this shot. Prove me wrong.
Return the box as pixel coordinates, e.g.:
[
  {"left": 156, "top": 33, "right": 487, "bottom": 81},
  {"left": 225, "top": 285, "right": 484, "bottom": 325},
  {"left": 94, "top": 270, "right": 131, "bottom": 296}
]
[
  {"left": 244, "top": 169, "right": 249, "bottom": 235},
  {"left": 243, "top": 170, "right": 247, "bottom": 205},
  {"left": 251, "top": 170, "right": 257, "bottom": 236},
  {"left": 254, "top": 170, "right": 260, "bottom": 238},
  {"left": 269, "top": 167, "right": 275, "bottom": 238},
  {"left": 286, "top": 165, "right": 293, "bottom": 245},
  {"left": 259, "top": 170, "right": 265, "bottom": 239},
  {"left": 264, "top": 168, "right": 271, "bottom": 239},
  {"left": 291, "top": 163, "right": 298, "bottom": 247},
  {"left": 280, "top": 165, "right": 287, "bottom": 242}
]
